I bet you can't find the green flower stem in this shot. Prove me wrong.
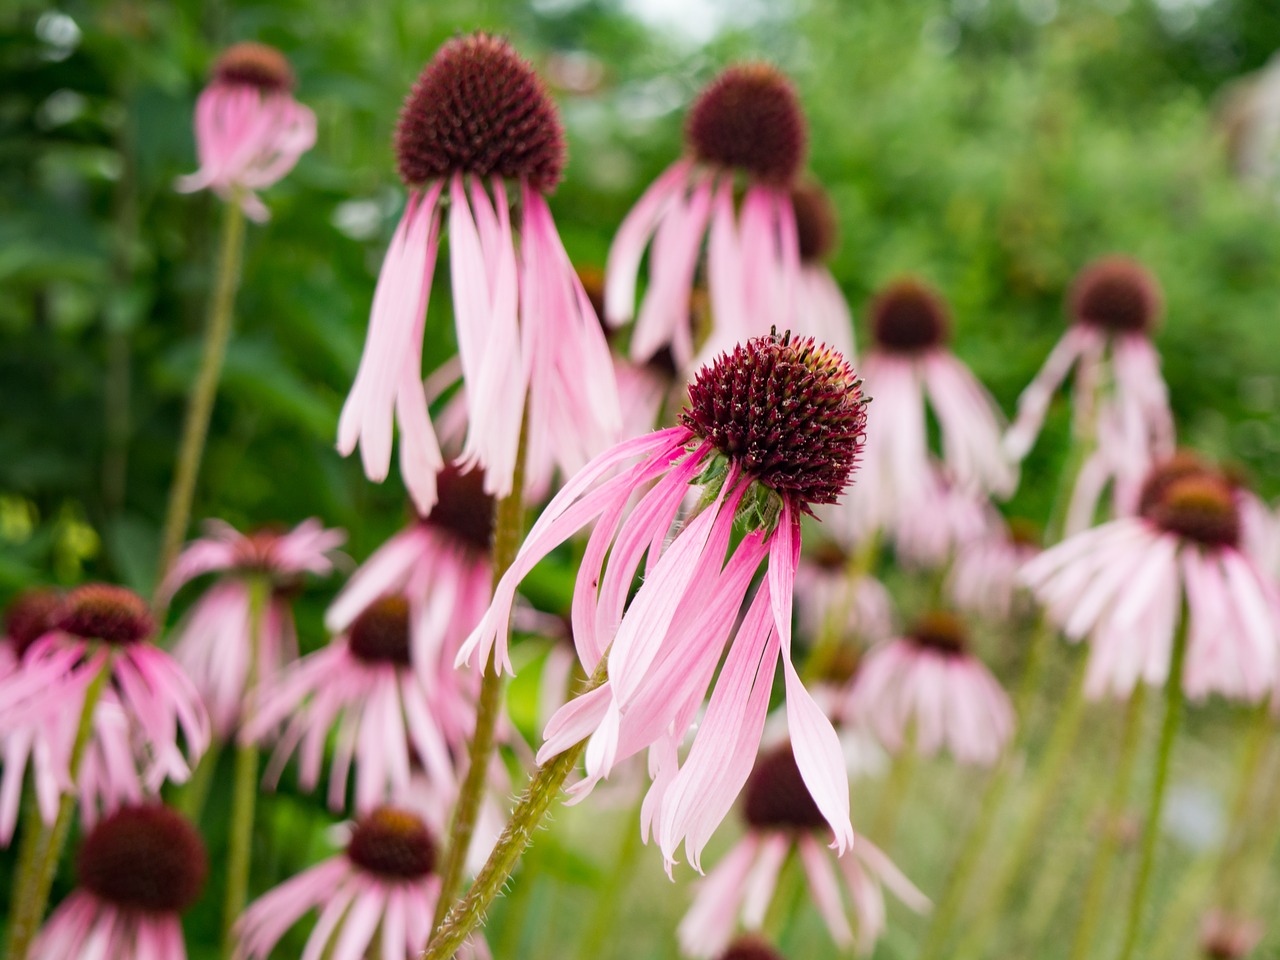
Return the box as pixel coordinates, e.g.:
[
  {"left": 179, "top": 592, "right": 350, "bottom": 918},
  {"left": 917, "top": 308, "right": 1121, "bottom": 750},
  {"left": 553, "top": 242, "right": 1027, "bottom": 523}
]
[
  {"left": 917, "top": 616, "right": 1056, "bottom": 960},
  {"left": 871, "top": 726, "right": 916, "bottom": 848},
  {"left": 1116, "top": 610, "right": 1190, "bottom": 960},
  {"left": 431, "top": 414, "right": 529, "bottom": 932},
  {"left": 423, "top": 664, "right": 607, "bottom": 960},
  {"left": 222, "top": 574, "right": 268, "bottom": 956},
  {"left": 176, "top": 739, "right": 223, "bottom": 823},
  {"left": 574, "top": 799, "right": 646, "bottom": 960},
  {"left": 5, "top": 656, "right": 112, "bottom": 960},
  {"left": 154, "top": 192, "right": 247, "bottom": 606},
  {"left": 953, "top": 649, "right": 1089, "bottom": 958},
  {"left": 1067, "top": 683, "right": 1148, "bottom": 960}
]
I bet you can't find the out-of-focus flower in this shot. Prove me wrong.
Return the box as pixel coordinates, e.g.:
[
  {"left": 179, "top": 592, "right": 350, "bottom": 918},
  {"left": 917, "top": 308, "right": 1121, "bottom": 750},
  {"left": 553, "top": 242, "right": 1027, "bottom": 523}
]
[
  {"left": 31, "top": 804, "right": 206, "bottom": 960},
  {"left": 606, "top": 65, "right": 808, "bottom": 368},
  {"left": 948, "top": 517, "right": 1042, "bottom": 620},
  {"left": 830, "top": 279, "right": 1014, "bottom": 551},
  {"left": 160, "top": 519, "right": 344, "bottom": 739},
  {"left": 1022, "top": 456, "right": 1280, "bottom": 701},
  {"left": 338, "top": 33, "right": 620, "bottom": 513},
  {"left": 1198, "top": 908, "right": 1263, "bottom": 960},
  {"left": 176, "top": 42, "right": 316, "bottom": 221},
  {"left": 679, "top": 743, "right": 927, "bottom": 957},
  {"left": 846, "top": 611, "right": 1014, "bottom": 766},
  {"left": 794, "top": 540, "right": 894, "bottom": 647},
  {"left": 245, "top": 594, "right": 459, "bottom": 812},
  {"left": 236, "top": 805, "right": 489, "bottom": 960},
  {"left": 789, "top": 180, "right": 855, "bottom": 362},
  {"left": 326, "top": 466, "right": 496, "bottom": 754},
  {"left": 1006, "top": 256, "right": 1174, "bottom": 533},
  {"left": 0, "top": 585, "right": 209, "bottom": 803},
  {"left": 460, "top": 332, "right": 868, "bottom": 869}
]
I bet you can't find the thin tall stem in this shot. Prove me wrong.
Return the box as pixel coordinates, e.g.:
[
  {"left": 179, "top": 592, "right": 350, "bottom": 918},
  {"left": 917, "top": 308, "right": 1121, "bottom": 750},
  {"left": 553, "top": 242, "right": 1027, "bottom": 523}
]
[
  {"left": 953, "top": 650, "right": 1089, "bottom": 957},
  {"left": 431, "top": 415, "right": 529, "bottom": 931},
  {"left": 154, "top": 193, "right": 247, "bottom": 602},
  {"left": 5, "top": 657, "right": 112, "bottom": 960},
  {"left": 917, "top": 616, "right": 1056, "bottom": 960},
  {"left": 1117, "top": 610, "right": 1190, "bottom": 960},
  {"left": 222, "top": 575, "right": 268, "bottom": 955},
  {"left": 423, "top": 665, "right": 607, "bottom": 960},
  {"left": 1067, "top": 684, "right": 1148, "bottom": 960},
  {"left": 871, "top": 727, "right": 916, "bottom": 847}
]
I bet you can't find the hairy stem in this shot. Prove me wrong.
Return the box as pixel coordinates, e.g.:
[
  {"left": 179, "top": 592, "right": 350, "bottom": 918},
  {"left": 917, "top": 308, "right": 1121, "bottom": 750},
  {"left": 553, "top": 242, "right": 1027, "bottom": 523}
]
[
  {"left": 5, "top": 657, "right": 112, "bottom": 960},
  {"left": 423, "top": 665, "right": 606, "bottom": 960},
  {"left": 1116, "top": 610, "right": 1189, "bottom": 960},
  {"left": 154, "top": 193, "right": 246, "bottom": 604},
  {"left": 431, "top": 415, "right": 529, "bottom": 931},
  {"left": 222, "top": 575, "right": 268, "bottom": 955}
]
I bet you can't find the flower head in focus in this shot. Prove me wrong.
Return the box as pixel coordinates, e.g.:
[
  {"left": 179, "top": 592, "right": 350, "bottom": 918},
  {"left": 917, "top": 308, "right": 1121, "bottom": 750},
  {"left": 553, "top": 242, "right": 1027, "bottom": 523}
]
[
  {"left": 606, "top": 64, "right": 808, "bottom": 370},
  {"left": 176, "top": 42, "right": 317, "bottom": 221},
  {"left": 338, "top": 32, "right": 621, "bottom": 513},
  {"left": 460, "top": 331, "right": 867, "bottom": 870},
  {"left": 30, "top": 804, "right": 206, "bottom": 960}
]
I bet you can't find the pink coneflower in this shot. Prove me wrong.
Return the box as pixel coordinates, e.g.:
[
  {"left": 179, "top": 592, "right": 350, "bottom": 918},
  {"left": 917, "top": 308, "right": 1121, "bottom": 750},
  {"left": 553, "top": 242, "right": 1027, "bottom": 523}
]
[
  {"left": 236, "top": 805, "right": 488, "bottom": 960},
  {"left": 245, "top": 594, "right": 458, "bottom": 812},
  {"left": 1006, "top": 257, "right": 1174, "bottom": 531},
  {"left": 847, "top": 612, "right": 1015, "bottom": 766},
  {"left": 338, "top": 32, "right": 620, "bottom": 513},
  {"left": 832, "top": 279, "right": 1014, "bottom": 548},
  {"left": 1, "top": 591, "right": 150, "bottom": 842},
  {"left": 1022, "top": 457, "right": 1280, "bottom": 701},
  {"left": 30, "top": 804, "right": 206, "bottom": 960},
  {"left": 948, "top": 517, "right": 1042, "bottom": 620},
  {"left": 790, "top": 181, "right": 855, "bottom": 362},
  {"left": 795, "top": 541, "right": 894, "bottom": 647},
  {"left": 1198, "top": 909, "right": 1263, "bottom": 959},
  {"left": 326, "top": 466, "right": 492, "bottom": 699},
  {"left": 175, "top": 42, "right": 316, "bottom": 221},
  {"left": 679, "top": 743, "right": 927, "bottom": 957},
  {"left": 606, "top": 65, "right": 807, "bottom": 368},
  {"left": 890, "top": 467, "right": 994, "bottom": 568},
  {"left": 460, "top": 331, "right": 867, "bottom": 868},
  {"left": 160, "top": 518, "right": 344, "bottom": 739},
  {"left": 0, "top": 585, "right": 209, "bottom": 791}
]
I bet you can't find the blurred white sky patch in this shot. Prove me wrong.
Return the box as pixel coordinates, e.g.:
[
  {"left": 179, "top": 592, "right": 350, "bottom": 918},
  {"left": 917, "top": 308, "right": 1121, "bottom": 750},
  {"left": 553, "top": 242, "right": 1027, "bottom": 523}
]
[
  {"left": 1152, "top": 0, "right": 1221, "bottom": 35},
  {"left": 616, "top": 0, "right": 782, "bottom": 46}
]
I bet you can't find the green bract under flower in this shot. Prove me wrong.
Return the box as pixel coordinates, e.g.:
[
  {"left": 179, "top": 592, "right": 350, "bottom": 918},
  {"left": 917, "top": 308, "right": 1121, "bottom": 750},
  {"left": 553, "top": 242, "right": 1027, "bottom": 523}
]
[{"left": 683, "top": 330, "right": 867, "bottom": 519}]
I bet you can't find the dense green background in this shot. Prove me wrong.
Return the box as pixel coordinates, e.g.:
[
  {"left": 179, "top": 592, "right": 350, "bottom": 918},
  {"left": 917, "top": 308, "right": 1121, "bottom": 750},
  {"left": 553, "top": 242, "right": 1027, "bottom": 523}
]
[{"left": 2, "top": 0, "right": 1280, "bottom": 957}]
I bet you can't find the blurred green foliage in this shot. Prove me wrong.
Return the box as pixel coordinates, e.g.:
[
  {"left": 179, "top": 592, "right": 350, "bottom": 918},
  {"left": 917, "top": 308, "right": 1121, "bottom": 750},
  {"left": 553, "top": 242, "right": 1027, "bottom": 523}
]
[{"left": 2, "top": 0, "right": 1280, "bottom": 956}]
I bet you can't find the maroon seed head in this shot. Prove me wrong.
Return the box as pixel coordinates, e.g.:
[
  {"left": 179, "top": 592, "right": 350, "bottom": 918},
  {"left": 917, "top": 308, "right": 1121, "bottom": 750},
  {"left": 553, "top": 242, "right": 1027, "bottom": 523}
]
[
  {"left": 56, "top": 584, "right": 154, "bottom": 645},
  {"left": 790, "top": 180, "right": 838, "bottom": 264},
  {"left": 717, "top": 937, "right": 787, "bottom": 960},
  {"left": 348, "top": 595, "right": 412, "bottom": 666},
  {"left": 909, "top": 610, "right": 969, "bottom": 657},
  {"left": 683, "top": 330, "right": 868, "bottom": 513},
  {"left": 1142, "top": 471, "right": 1241, "bottom": 550},
  {"left": 78, "top": 805, "right": 207, "bottom": 914},
  {"left": 1069, "top": 256, "right": 1163, "bottom": 336},
  {"left": 868, "top": 278, "right": 951, "bottom": 355},
  {"left": 743, "top": 743, "right": 828, "bottom": 832},
  {"left": 213, "top": 42, "right": 295, "bottom": 92},
  {"left": 395, "top": 33, "right": 565, "bottom": 192},
  {"left": 346, "top": 806, "right": 437, "bottom": 880},
  {"left": 686, "top": 64, "right": 807, "bottom": 185},
  {"left": 4, "top": 588, "right": 62, "bottom": 658},
  {"left": 425, "top": 464, "right": 495, "bottom": 555}
]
